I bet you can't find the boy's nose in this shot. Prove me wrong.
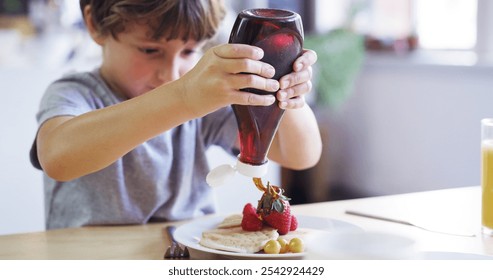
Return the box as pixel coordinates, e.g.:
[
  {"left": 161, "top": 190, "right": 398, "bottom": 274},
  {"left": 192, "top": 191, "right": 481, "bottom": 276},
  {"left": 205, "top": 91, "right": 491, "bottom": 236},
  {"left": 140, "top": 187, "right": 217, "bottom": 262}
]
[{"left": 157, "top": 59, "right": 181, "bottom": 84}]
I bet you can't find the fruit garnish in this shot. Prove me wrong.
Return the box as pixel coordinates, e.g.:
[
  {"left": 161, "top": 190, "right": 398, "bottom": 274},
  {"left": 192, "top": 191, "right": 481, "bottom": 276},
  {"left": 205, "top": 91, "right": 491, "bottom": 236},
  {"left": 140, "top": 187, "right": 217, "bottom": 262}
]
[
  {"left": 277, "top": 237, "right": 289, "bottom": 253},
  {"left": 290, "top": 215, "right": 298, "bottom": 231},
  {"left": 241, "top": 203, "right": 263, "bottom": 231},
  {"left": 253, "top": 178, "right": 294, "bottom": 235},
  {"left": 262, "top": 237, "right": 305, "bottom": 254},
  {"left": 288, "top": 237, "right": 304, "bottom": 253},
  {"left": 263, "top": 239, "right": 281, "bottom": 254}
]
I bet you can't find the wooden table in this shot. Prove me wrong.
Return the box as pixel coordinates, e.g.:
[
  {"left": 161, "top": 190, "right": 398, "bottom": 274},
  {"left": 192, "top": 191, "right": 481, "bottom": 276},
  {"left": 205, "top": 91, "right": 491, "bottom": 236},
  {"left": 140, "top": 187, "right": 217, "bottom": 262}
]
[{"left": 1, "top": 186, "right": 492, "bottom": 259}]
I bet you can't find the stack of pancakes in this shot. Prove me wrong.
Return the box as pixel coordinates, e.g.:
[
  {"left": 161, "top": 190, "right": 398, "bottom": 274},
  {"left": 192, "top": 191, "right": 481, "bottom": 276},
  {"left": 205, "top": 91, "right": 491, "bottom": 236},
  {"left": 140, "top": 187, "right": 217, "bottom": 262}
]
[
  {"left": 199, "top": 214, "right": 278, "bottom": 253},
  {"left": 199, "top": 214, "right": 309, "bottom": 254}
]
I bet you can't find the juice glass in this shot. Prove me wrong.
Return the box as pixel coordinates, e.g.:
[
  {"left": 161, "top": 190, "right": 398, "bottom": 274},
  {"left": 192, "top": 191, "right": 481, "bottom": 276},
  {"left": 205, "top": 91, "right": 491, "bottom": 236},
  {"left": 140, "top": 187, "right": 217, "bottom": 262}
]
[{"left": 482, "top": 118, "right": 493, "bottom": 235}]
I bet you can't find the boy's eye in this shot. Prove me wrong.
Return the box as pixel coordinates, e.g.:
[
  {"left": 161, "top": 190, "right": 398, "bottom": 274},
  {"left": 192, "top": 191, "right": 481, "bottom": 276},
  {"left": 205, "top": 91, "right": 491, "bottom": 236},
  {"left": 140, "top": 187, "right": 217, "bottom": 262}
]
[
  {"left": 183, "top": 49, "right": 201, "bottom": 56},
  {"left": 139, "top": 48, "right": 159, "bottom": 55}
]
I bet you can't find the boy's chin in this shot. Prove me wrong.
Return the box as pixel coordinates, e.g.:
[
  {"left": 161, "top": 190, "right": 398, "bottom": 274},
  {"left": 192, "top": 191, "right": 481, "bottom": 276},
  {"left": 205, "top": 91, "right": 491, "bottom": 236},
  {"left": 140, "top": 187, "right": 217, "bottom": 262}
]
[{"left": 126, "top": 90, "right": 147, "bottom": 99}]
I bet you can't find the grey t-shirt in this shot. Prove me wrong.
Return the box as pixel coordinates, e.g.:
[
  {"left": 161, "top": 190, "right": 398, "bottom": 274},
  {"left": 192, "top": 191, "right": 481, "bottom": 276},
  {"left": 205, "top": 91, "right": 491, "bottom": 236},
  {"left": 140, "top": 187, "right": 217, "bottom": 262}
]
[{"left": 34, "top": 69, "right": 238, "bottom": 229}]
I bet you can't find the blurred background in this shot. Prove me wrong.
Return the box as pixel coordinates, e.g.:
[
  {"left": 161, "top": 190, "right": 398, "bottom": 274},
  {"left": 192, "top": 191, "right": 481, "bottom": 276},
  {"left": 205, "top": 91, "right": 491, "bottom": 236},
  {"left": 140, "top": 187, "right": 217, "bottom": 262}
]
[{"left": 0, "top": 0, "right": 491, "bottom": 235}]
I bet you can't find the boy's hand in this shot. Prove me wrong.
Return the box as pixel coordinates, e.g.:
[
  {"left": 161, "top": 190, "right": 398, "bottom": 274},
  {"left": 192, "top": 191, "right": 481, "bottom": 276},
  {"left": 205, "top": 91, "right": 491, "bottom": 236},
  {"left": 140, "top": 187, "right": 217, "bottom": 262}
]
[
  {"left": 276, "top": 49, "right": 317, "bottom": 109},
  {"left": 179, "top": 43, "right": 280, "bottom": 117}
]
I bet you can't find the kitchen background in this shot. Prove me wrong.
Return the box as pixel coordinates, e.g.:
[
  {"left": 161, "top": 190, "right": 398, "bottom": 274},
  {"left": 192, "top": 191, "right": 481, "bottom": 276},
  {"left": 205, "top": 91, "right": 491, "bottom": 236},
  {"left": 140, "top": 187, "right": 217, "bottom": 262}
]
[{"left": 1, "top": 0, "right": 491, "bottom": 235}]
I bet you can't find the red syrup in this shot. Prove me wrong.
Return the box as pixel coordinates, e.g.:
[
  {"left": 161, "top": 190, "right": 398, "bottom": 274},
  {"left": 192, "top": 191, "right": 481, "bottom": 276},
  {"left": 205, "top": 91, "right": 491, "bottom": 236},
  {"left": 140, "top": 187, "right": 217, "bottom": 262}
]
[{"left": 229, "top": 9, "right": 304, "bottom": 166}]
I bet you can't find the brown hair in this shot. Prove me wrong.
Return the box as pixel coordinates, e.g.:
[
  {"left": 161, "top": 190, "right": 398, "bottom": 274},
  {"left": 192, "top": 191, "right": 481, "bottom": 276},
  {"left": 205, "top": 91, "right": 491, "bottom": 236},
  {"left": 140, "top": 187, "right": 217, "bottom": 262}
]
[{"left": 80, "top": 0, "right": 225, "bottom": 41}]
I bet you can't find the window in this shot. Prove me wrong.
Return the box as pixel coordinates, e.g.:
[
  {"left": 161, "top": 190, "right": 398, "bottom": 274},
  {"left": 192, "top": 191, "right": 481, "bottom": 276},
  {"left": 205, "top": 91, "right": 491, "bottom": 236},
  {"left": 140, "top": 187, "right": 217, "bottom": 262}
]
[
  {"left": 416, "top": 0, "right": 477, "bottom": 50},
  {"left": 313, "top": 0, "right": 479, "bottom": 51}
]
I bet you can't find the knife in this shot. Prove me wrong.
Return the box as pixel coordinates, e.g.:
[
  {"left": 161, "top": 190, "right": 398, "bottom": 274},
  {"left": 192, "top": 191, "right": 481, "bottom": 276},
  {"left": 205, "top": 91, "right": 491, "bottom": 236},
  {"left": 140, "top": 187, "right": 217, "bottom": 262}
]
[{"left": 345, "top": 210, "right": 476, "bottom": 238}]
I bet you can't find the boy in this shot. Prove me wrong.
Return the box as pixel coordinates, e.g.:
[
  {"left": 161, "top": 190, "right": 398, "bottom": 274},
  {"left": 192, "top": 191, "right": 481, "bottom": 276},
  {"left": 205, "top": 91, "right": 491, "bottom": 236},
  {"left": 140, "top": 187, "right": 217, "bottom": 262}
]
[{"left": 31, "top": 0, "right": 322, "bottom": 229}]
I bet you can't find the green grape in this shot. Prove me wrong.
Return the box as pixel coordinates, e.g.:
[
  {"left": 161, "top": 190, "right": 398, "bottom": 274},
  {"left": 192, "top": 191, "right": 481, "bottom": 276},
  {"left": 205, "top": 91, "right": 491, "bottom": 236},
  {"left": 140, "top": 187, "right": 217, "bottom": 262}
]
[
  {"left": 277, "top": 237, "right": 289, "bottom": 254},
  {"left": 288, "top": 237, "right": 304, "bottom": 253},
  {"left": 263, "top": 239, "right": 281, "bottom": 254}
]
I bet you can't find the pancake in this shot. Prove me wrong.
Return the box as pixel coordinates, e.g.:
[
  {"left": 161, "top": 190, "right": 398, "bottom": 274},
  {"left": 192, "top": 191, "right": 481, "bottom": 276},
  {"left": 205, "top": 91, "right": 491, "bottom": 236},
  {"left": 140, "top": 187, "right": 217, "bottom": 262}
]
[
  {"left": 199, "top": 226, "right": 279, "bottom": 253},
  {"left": 216, "top": 214, "right": 243, "bottom": 228}
]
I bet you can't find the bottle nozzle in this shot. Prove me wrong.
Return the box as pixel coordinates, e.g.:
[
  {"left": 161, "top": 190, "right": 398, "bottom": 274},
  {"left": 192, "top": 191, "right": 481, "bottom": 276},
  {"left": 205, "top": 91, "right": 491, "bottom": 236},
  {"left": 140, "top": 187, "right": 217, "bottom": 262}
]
[{"left": 206, "top": 158, "right": 269, "bottom": 187}]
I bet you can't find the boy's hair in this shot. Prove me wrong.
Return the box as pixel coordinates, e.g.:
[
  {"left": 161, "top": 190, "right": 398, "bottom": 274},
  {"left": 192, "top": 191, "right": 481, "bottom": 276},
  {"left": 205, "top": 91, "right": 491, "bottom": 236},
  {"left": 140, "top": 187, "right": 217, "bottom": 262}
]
[{"left": 79, "top": 0, "right": 225, "bottom": 41}]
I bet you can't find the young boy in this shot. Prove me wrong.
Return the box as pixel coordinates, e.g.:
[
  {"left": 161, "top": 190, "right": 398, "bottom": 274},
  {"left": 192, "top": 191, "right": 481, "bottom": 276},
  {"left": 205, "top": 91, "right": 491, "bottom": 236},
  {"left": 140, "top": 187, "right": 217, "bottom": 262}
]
[{"left": 31, "top": 0, "right": 322, "bottom": 229}]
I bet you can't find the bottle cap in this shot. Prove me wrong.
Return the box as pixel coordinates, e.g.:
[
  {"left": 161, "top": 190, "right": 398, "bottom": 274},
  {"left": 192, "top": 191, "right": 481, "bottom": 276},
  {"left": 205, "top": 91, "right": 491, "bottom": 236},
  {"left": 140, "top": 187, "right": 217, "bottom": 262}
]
[
  {"left": 206, "top": 158, "right": 269, "bottom": 187},
  {"left": 235, "top": 159, "right": 268, "bottom": 177}
]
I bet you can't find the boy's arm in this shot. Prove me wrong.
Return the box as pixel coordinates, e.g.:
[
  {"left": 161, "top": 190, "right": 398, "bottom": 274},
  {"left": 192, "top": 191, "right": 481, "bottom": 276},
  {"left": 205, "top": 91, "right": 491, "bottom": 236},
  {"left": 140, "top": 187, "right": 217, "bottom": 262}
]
[
  {"left": 267, "top": 104, "right": 322, "bottom": 170},
  {"left": 36, "top": 81, "right": 196, "bottom": 181},
  {"left": 37, "top": 44, "right": 278, "bottom": 181}
]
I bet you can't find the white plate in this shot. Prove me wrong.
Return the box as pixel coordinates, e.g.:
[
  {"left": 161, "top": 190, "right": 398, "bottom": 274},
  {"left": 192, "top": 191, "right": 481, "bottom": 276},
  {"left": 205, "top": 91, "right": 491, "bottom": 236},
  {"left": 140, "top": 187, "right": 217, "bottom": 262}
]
[
  {"left": 174, "top": 214, "right": 363, "bottom": 259},
  {"left": 306, "top": 231, "right": 418, "bottom": 260},
  {"left": 420, "top": 251, "right": 493, "bottom": 260}
]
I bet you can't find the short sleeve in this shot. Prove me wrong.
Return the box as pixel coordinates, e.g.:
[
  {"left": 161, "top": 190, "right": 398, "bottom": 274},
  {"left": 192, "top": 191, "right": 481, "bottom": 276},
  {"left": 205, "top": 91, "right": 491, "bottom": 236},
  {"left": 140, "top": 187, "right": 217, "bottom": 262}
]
[
  {"left": 31, "top": 70, "right": 117, "bottom": 170},
  {"left": 36, "top": 78, "right": 102, "bottom": 126},
  {"left": 200, "top": 107, "right": 238, "bottom": 155}
]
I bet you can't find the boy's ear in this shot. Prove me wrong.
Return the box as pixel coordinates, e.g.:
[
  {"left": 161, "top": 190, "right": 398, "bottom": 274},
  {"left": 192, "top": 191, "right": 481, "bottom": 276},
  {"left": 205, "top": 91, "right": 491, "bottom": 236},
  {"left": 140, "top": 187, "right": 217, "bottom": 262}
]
[{"left": 83, "top": 5, "right": 105, "bottom": 45}]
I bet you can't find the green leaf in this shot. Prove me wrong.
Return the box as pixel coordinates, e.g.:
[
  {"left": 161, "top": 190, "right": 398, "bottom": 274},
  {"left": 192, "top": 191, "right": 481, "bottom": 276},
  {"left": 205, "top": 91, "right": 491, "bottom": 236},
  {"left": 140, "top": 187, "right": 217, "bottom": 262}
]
[
  {"left": 304, "top": 29, "right": 365, "bottom": 108},
  {"left": 273, "top": 200, "right": 284, "bottom": 213}
]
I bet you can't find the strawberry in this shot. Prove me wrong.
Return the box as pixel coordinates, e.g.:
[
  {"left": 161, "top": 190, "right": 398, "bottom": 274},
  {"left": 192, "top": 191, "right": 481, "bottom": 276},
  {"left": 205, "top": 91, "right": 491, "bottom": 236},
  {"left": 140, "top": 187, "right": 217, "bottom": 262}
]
[
  {"left": 290, "top": 215, "right": 298, "bottom": 231},
  {"left": 241, "top": 203, "right": 263, "bottom": 231},
  {"left": 254, "top": 180, "right": 293, "bottom": 235},
  {"left": 262, "top": 200, "right": 292, "bottom": 235}
]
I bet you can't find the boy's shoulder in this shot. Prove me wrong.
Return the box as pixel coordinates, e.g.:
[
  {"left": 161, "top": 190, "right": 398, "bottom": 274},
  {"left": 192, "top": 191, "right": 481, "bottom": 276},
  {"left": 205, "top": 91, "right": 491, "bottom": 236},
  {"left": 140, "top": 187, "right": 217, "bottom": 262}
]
[
  {"left": 48, "top": 68, "right": 118, "bottom": 99},
  {"left": 53, "top": 68, "right": 102, "bottom": 88},
  {"left": 44, "top": 68, "right": 123, "bottom": 106}
]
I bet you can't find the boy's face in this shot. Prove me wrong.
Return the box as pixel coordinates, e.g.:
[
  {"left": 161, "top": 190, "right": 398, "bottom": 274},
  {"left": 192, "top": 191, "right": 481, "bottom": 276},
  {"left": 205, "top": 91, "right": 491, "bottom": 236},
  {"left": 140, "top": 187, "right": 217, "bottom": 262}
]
[{"left": 99, "top": 22, "right": 205, "bottom": 99}]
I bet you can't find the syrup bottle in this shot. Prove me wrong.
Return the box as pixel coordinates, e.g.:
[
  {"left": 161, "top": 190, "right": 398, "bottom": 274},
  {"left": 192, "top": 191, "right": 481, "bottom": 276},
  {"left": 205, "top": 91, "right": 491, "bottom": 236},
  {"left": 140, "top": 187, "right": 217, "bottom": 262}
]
[{"left": 207, "top": 8, "right": 304, "bottom": 186}]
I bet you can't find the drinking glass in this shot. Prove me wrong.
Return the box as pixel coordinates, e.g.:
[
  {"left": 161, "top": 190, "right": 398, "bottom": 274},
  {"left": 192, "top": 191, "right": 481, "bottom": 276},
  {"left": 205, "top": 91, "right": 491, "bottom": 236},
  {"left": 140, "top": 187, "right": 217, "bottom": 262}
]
[{"left": 482, "top": 118, "right": 493, "bottom": 235}]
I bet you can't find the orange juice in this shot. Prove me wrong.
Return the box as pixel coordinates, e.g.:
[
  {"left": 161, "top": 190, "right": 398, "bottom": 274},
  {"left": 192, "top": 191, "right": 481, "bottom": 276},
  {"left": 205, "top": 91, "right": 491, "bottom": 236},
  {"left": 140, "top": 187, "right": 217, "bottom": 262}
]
[{"left": 482, "top": 140, "right": 493, "bottom": 233}]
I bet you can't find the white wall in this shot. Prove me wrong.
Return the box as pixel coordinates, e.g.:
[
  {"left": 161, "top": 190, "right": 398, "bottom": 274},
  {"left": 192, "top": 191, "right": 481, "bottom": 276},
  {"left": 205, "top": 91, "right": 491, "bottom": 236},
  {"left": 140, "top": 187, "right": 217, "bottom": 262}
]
[
  {"left": 320, "top": 53, "right": 492, "bottom": 197},
  {"left": 0, "top": 67, "right": 54, "bottom": 235}
]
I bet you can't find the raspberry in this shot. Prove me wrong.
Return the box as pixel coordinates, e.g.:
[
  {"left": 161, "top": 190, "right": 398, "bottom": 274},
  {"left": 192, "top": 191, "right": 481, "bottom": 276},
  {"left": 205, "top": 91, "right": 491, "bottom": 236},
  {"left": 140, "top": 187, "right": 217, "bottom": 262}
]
[{"left": 241, "top": 203, "right": 263, "bottom": 231}]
